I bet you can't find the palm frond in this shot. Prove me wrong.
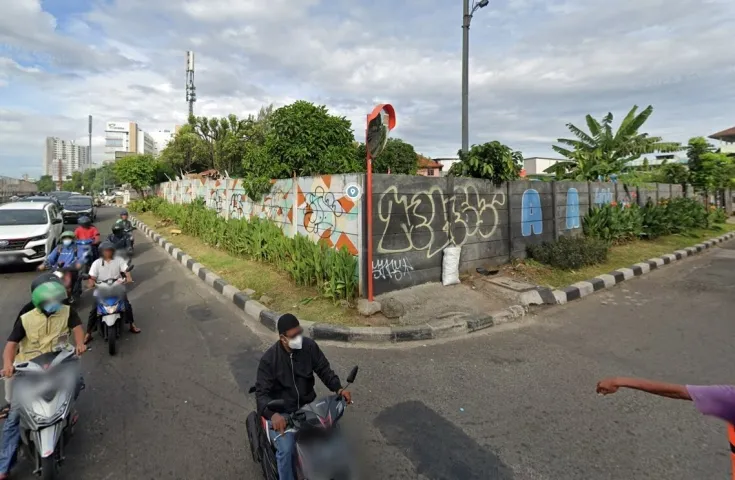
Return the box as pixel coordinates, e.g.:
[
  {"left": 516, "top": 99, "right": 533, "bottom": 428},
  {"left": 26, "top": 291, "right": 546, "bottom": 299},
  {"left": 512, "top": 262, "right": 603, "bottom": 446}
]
[
  {"left": 585, "top": 115, "right": 601, "bottom": 138},
  {"left": 565, "top": 123, "right": 596, "bottom": 148}
]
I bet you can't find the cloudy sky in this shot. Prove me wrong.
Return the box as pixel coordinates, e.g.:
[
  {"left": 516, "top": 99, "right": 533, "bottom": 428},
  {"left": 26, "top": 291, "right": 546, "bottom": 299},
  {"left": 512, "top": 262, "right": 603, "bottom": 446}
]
[{"left": 1, "top": 0, "right": 734, "bottom": 178}]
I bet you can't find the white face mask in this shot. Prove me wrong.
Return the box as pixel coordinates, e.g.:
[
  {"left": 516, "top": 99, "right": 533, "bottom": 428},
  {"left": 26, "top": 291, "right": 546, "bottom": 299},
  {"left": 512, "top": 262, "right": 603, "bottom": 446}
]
[
  {"left": 62, "top": 239, "right": 73, "bottom": 247},
  {"left": 288, "top": 335, "right": 303, "bottom": 350}
]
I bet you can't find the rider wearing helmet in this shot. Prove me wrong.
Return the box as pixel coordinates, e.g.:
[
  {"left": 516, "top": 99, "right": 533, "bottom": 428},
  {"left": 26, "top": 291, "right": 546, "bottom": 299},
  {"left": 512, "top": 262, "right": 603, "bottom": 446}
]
[
  {"left": 75, "top": 215, "right": 100, "bottom": 261},
  {"left": 38, "top": 231, "right": 84, "bottom": 299},
  {"left": 0, "top": 276, "right": 86, "bottom": 479},
  {"left": 108, "top": 222, "right": 129, "bottom": 251},
  {"left": 85, "top": 241, "right": 140, "bottom": 344},
  {"left": 118, "top": 210, "right": 134, "bottom": 248}
]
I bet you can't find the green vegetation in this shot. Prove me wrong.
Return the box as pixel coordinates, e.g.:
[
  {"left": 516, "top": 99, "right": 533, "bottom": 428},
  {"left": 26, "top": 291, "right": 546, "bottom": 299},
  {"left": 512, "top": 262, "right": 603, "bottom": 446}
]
[
  {"left": 448, "top": 141, "right": 523, "bottom": 184},
  {"left": 129, "top": 197, "right": 358, "bottom": 303},
  {"left": 36, "top": 175, "right": 56, "bottom": 192},
  {"left": 527, "top": 236, "right": 609, "bottom": 270}
]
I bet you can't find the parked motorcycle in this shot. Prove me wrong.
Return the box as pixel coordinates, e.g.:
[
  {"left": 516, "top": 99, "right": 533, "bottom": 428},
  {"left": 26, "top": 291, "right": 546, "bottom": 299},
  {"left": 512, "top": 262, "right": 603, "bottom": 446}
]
[
  {"left": 246, "top": 366, "right": 359, "bottom": 480},
  {"left": 83, "top": 265, "right": 134, "bottom": 356},
  {"left": 4, "top": 340, "right": 83, "bottom": 480}
]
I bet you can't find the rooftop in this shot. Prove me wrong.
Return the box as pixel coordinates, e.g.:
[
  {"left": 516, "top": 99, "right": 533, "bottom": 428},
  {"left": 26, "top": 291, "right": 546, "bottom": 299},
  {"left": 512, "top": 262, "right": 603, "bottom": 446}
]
[
  {"left": 0, "top": 201, "right": 50, "bottom": 210},
  {"left": 417, "top": 156, "right": 443, "bottom": 169},
  {"left": 709, "top": 126, "right": 735, "bottom": 140}
]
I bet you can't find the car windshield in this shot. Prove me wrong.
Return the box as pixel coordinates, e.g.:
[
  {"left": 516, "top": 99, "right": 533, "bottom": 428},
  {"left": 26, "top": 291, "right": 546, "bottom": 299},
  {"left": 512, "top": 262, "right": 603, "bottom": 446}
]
[
  {"left": 65, "top": 197, "right": 92, "bottom": 207},
  {"left": 27, "top": 197, "right": 51, "bottom": 202},
  {"left": 52, "top": 192, "right": 73, "bottom": 202},
  {"left": 0, "top": 210, "right": 48, "bottom": 226}
]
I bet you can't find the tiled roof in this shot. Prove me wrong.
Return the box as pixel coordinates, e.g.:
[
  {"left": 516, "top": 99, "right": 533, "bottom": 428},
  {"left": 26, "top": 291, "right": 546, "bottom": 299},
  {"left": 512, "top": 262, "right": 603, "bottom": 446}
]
[
  {"left": 417, "top": 156, "right": 443, "bottom": 169},
  {"left": 709, "top": 126, "right": 735, "bottom": 140}
]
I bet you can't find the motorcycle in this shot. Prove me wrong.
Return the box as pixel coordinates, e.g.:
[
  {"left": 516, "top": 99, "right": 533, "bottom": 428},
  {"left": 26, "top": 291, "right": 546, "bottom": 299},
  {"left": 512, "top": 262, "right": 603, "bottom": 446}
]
[
  {"left": 4, "top": 339, "right": 83, "bottom": 480},
  {"left": 246, "top": 366, "right": 359, "bottom": 480},
  {"left": 123, "top": 226, "right": 136, "bottom": 254},
  {"left": 75, "top": 238, "right": 96, "bottom": 264},
  {"left": 83, "top": 265, "right": 134, "bottom": 356},
  {"left": 49, "top": 263, "right": 84, "bottom": 303}
]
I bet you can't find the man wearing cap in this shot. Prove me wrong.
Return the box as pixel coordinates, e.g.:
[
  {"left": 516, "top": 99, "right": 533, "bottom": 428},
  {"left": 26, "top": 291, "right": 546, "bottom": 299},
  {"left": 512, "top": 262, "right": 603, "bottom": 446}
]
[{"left": 254, "top": 313, "right": 353, "bottom": 480}]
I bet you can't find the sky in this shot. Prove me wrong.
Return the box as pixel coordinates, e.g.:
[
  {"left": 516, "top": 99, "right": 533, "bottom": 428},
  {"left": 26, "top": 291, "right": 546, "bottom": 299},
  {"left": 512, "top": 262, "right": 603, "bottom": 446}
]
[{"left": 1, "top": 0, "right": 735, "bottom": 178}]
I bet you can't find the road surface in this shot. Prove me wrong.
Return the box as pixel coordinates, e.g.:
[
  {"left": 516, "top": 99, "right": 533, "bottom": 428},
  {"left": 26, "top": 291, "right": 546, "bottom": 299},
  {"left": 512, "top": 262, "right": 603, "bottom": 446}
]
[{"left": 0, "top": 207, "right": 732, "bottom": 479}]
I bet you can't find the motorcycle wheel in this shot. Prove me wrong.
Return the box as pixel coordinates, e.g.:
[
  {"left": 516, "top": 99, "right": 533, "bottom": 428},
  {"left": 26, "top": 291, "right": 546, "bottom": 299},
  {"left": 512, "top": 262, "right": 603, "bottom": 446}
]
[
  {"left": 41, "top": 455, "right": 58, "bottom": 480},
  {"left": 245, "top": 412, "right": 260, "bottom": 462},
  {"left": 108, "top": 326, "right": 117, "bottom": 356}
]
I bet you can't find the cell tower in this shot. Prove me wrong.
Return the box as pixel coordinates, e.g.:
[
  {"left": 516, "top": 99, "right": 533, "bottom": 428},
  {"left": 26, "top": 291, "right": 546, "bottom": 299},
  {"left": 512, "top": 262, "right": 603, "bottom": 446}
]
[{"left": 186, "top": 51, "right": 196, "bottom": 118}]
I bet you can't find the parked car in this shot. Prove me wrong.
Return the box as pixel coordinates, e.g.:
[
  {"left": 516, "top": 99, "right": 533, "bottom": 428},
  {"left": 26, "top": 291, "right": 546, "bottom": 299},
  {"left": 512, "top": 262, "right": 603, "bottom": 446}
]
[
  {"left": 0, "top": 202, "right": 63, "bottom": 265},
  {"left": 24, "top": 195, "right": 62, "bottom": 209},
  {"left": 49, "top": 191, "right": 75, "bottom": 207},
  {"left": 62, "top": 195, "right": 96, "bottom": 223}
]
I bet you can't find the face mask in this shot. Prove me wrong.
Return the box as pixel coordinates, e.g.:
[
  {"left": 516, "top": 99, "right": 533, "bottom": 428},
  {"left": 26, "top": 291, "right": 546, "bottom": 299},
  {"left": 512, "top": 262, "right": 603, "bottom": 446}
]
[
  {"left": 287, "top": 334, "right": 303, "bottom": 350},
  {"left": 62, "top": 239, "right": 73, "bottom": 247},
  {"left": 42, "top": 302, "right": 62, "bottom": 314}
]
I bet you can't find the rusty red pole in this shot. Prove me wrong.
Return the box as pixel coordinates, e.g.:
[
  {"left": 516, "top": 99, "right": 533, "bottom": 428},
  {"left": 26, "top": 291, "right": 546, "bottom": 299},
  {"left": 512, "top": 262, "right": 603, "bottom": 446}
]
[{"left": 366, "top": 114, "right": 374, "bottom": 301}]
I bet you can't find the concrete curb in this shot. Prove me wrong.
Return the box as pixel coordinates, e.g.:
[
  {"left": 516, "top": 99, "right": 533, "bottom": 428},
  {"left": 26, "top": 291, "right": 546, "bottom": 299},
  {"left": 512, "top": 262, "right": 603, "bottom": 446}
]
[
  {"left": 528, "top": 231, "right": 735, "bottom": 306},
  {"left": 131, "top": 215, "right": 528, "bottom": 344}
]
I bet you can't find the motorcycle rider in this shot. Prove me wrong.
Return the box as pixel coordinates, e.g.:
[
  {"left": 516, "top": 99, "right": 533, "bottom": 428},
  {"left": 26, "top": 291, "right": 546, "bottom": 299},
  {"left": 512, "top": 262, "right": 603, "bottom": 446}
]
[
  {"left": 38, "top": 231, "right": 85, "bottom": 299},
  {"left": 118, "top": 210, "right": 134, "bottom": 247},
  {"left": 107, "top": 222, "right": 130, "bottom": 251},
  {"left": 0, "top": 276, "right": 86, "bottom": 479},
  {"left": 84, "top": 241, "right": 140, "bottom": 344},
  {"left": 255, "top": 314, "right": 352, "bottom": 480},
  {"left": 74, "top": 215, "right": 100, "bottom": 261}
]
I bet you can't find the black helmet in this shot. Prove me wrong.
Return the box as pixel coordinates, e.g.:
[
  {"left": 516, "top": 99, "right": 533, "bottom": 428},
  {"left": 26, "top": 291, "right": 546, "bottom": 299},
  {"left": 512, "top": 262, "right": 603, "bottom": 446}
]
[
  {"left": 99, "top": 240, "right": 116, "bottom": 252},
  {"left": 112, "top": 223, "right": 124, "bottom": 235},
  {"left": 30, "top": 272, "right": 64, "bottom": 294},
  {"left": 120, "top": 210, "right": 129, "bottom": 216},
  {"left": 78, "top": 216, "right": 91, "bottom": 227}
]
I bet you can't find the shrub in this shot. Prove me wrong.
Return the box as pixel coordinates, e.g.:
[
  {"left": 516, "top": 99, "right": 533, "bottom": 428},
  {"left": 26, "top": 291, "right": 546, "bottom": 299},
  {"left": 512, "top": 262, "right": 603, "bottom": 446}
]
[
  {"left": 130, "top": 197, "right": 358, "bottom": 302},
  {"left": 708, "top": 206, "right": 727, "bottom": 225},
  {"left": 527, "top": 236, "right": 609, "bottom": 270},
  {"left": 583, "top": 203, "right": 642, "bottom": 244}
]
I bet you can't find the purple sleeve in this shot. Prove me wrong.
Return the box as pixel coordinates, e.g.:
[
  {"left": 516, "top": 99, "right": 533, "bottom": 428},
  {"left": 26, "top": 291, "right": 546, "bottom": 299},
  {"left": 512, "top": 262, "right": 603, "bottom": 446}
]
[{"left": 686, "top": 385, "right": 735, "bottom": 424}]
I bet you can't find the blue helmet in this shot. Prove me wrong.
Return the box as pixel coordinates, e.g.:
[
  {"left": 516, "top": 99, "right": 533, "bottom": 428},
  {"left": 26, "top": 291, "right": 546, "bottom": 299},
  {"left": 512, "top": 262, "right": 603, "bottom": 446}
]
[{"left": 120, "top": 210, "right": 129, "bottom": 216}]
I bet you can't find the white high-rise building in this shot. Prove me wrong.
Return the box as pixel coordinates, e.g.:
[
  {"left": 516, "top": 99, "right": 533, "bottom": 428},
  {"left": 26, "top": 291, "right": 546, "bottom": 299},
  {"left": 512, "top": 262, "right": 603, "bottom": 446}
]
[
  {"left": 44, "top": 137, "right": 90, "bottom": 182},
  {"left": 149, "top": 129, "right": 176, "bottom": 155},
  {"left": 104, "top": 121, "right": 157, "bottom": 163}
]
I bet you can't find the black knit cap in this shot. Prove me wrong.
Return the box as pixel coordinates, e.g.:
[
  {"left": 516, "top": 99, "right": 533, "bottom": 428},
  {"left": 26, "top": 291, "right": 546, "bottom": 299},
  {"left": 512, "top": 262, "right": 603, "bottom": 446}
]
[{"left": 278, "top": 313, "right": 300, "bottom": 335}]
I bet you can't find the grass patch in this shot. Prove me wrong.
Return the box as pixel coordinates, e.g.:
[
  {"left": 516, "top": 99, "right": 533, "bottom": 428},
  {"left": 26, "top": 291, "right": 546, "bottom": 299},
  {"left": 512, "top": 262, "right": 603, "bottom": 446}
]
[
  {"left": 511, "top": 224, "right": 735, "bottom": 288},
  {"left": 136, "top": 212, "right": 369, "bottom": 326}
]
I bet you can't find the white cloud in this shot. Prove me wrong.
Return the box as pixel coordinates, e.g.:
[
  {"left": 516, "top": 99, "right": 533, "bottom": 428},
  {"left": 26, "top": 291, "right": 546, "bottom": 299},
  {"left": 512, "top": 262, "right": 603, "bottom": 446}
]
[{"left": 1, "top": 0, "right": 734, "bottom": 177}]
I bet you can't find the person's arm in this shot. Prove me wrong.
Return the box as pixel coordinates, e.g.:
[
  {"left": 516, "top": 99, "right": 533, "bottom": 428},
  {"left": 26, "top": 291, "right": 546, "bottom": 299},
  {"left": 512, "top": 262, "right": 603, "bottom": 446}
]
[
  {"left": 3, "top": 316, "right": 26, "bottom": 377},
  {"left": 88, "top": 260, "right": 99, "bottom": 288},
  {"left": 597, "top": 377, "right": 691, "bottom": 400},
  {"left": 311, "top": 341, "right": 342, "bottom": 393},
  {"left": 45, "top": 247, "right": 59, "bottom": 267},
  {"left": 255, "top": 356, "right": 277, "bottom": 419},
  {"left": 119, "top": 260, "right": 132, "bottom": 283}
]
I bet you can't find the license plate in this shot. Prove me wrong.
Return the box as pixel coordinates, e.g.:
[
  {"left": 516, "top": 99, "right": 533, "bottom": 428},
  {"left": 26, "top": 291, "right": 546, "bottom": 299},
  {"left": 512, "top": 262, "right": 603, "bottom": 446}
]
[{"left": 102, "top": 314, "right": 119, "bottom": 326}]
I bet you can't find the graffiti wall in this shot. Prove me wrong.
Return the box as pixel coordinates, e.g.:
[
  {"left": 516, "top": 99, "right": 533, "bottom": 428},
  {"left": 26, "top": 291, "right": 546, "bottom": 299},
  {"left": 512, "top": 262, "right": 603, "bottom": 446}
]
[{"left": 157, "top": 175, "right": 363, "bottom": 257}]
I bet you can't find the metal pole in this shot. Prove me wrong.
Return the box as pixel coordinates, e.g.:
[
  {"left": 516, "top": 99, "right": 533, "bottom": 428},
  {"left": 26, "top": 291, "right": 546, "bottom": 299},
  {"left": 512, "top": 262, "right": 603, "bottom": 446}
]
[
  {"left": 366, "top": 115, "right": 375, "bottom": 301},
  {"left": 462, "top": 0, "right": 471, "bottom": 155}
]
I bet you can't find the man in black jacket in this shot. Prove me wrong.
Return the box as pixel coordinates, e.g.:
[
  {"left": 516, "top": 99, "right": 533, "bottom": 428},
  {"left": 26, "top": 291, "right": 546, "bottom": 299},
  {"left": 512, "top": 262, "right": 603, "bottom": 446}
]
[{"left": 255, "top": 314, "right": 352, "bottom": 480}]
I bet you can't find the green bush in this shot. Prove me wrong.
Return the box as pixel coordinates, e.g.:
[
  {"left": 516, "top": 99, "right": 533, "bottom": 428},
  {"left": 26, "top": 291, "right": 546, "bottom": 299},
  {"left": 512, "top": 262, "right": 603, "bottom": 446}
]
[
  {"left": 527, "top": 235, "right": 609, "bottom": 270},
  {"left": 130, "top": 197, "right": 358, "bottom": 302},
  {"left": 583, "top": 203, "right": 643, "bottom": 244},
  {"left": 708, "top": 206, "right": 727, "bottom": 225}
]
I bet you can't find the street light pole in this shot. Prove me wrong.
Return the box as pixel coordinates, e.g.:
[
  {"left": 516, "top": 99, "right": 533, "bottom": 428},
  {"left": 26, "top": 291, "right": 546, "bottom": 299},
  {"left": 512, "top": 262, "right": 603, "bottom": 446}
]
[{"left": 462, "top": 0, "right": 489, "bottom": 155}]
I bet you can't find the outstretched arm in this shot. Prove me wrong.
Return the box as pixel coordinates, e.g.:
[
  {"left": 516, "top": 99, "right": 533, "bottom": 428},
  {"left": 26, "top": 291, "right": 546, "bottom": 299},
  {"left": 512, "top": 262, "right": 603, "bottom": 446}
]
[{"left": 597, "top": 377, "right": 691, "bottom": 400}]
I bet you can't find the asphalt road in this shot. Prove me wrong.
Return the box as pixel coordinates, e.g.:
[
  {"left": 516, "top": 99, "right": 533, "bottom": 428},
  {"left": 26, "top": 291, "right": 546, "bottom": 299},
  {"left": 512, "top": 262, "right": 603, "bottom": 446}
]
[{"left": 0, "top": 207, "right": 733, "bottom": 479}]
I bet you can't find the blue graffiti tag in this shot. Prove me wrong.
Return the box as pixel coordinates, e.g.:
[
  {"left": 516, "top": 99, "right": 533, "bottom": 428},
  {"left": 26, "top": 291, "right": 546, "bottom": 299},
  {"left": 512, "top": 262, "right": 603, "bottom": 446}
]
[
  {"left": 593, "top": 187, "right": 613, "bottom": 206},
  {"left": 521, "top": 189, "right": 543, "bottom": 236},
  {"left": 566, "top": 188, "right": 580, "bottom": 229}
]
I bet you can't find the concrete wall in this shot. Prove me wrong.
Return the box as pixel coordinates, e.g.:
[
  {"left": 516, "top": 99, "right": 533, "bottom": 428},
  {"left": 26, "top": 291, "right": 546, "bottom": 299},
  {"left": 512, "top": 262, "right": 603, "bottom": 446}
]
[{"left": 370, "top": 176, "right": 686, "bottom": 294}]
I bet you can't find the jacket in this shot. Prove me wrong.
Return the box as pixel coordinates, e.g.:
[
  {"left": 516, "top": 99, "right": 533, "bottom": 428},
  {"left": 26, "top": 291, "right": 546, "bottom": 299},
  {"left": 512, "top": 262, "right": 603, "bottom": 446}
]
[
  {"left": 46, "top": 244, "right": 82, "bottom": 267},
  {"left": 16, "top": 305, "right": 71, "bottom": 362},
  {"left": 107, "top": 233, "right": 129, "bottom": 250},
  {"left": 74, "top": 226, "right": 99, "bottom": 241},
  {"left": 118, "top": 219, "right": 133, "bottom": 231},
  {"left": 255, "top": 337, "right": 342, "bottom": 419}
]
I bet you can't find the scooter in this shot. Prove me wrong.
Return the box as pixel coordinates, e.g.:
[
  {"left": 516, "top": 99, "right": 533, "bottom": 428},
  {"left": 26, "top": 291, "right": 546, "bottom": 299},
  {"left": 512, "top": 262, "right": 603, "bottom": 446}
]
[
  {"left": 124, "top": 226, "right": 136, "bottom": 254},
  {"left": 84, "top": 265, "right": 134, "bottom": 356},
  {"left": 48, "top": 262, "right": 85, "bottom": 304},
  {"left": 246, "top": 366, "right": 359, "bottom": 480},
  {"left": 4, "top": 339, "right": 83, "bottom": 480}
]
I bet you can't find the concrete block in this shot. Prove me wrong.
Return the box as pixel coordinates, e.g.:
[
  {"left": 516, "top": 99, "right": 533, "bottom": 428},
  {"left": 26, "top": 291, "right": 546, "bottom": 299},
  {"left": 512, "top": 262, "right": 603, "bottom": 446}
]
[
  {"left": 245, "top": 301, "right": 266, "bottom": 322},
  {"left": 346, "top": 326, "right": 393, "bottom": 343},
  {"left": 203, "top": 271, "right": 219, "bottom": 287},
  {"left": 429, "top": 318, "right": 468, "bottom": 338},
  {"left": 633, "top": 262, "right": 651, "bottom": 274},
  {"left": 391, "top": 326, "right": 432, "bottom": 342},
  {"left": 662, "top": 253, "right": 677, "bottom": 263},
  {"left": 242, "top": 288, "right": 256, "bottom": 296},
  {"left": 520, "top": 289, "right": 544, "bottom": 306},
  {"left": 596, "top": 274, "right": 617, "bottom": 288},
  {"left": 571, "top": 281, "right": 594, "bottom": 297},
  {"left": 171, "top": 247, "right": 182, "bottom": 259},
  {"left": 466, "top": 314, "right": 494, "bottom": 332},
  {"left": 674, "top": 249, "right": 689, "bottom": 259},
  {"left": 648, "top": 258, "right": 665, "bottom": 267},
  {"left": 616, "top": 268, "right": 634, "bottom": 280},
  {"left": 191, "top": 263, "right": 203, "bottom": 276},
  {"left": 221, "top": 284, "right": 239, "bottom": 301},
  {"left": 180, "top": 254, "right": 192, "bottom": 266},
  {"left": 357, "top": 299, "right": 382, "bottom": 316},
  {"left": 552, "top": 290, "right": 568, "bottom": 304},
  {"left": 259, "top": 310, "right": 279, "bottom": 332}
]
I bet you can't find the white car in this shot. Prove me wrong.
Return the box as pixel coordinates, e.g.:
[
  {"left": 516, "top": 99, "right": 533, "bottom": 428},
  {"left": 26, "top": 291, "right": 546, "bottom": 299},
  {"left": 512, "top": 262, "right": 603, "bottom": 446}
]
[{"left": 0, "top": 202, "right": 64, "bottom": 265}]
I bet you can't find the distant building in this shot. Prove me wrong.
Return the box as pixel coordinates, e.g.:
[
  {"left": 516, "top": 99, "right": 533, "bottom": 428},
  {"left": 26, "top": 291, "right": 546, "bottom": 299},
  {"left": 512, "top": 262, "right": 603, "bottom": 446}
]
[
  {"left": 104, "top": 121, "right": 156, "bottom": 163},
  {"left": 0, "top": 176, "right": 38, "bottom": 197},
  {"left": 149, "top": 129, "right": 176, "bottom": 155},
  {"left": 417, "top": 156, "right": 444, "bottom": 177},
  {"left": 434, "top": 157, "right": 460, "bottom": 175},
  {"left": 44, "top": 137, "right": 90, "bottom": 182},
  {"left": 629, "top": 151, "right": 688, "bottom": 167},
  {"left": 709, "top": 126, "right": 735, "bottom": 155},
  {"left": 523, "top": 157, "right": 563, "bottom": 176}
]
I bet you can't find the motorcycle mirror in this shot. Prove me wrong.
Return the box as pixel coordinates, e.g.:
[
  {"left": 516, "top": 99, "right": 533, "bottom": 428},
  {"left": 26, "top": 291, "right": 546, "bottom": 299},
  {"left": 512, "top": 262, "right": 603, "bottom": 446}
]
[{"left": 346, "top": 365, "right": 359, "bottom": 384}]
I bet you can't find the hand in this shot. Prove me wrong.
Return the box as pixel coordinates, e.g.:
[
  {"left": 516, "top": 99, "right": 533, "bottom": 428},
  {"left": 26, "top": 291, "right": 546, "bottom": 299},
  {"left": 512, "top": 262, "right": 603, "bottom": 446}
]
[
  {"left": 75, "top": 263, "right": 82, "bottom": 270},
  {"left": 38, "top": 264, "right": 46, "bottom": 271},
  {"left": 271, "top": 413, "right": 287, "bottom": 434},
  {"left": 339, "top": 389, "right": 353, "bottom": 404},
  {"left": 596, "top": 378, "right": 620, "bottom": 395},
  {"left": 2, "top": 364, "right": 13, "bottom": 379},
  {"left": 75, "top": 344, "right": 87, "bottom": 356}
]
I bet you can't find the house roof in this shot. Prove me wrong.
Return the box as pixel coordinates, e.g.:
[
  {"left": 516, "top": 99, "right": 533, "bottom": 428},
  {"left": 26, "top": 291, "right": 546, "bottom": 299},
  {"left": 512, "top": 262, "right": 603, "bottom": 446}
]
[
  {"left": 417, "top": 156, "right": 443, "bottom": 169},
  {"left": 709, "top": 126, "right": 735, "bottom": 140}
]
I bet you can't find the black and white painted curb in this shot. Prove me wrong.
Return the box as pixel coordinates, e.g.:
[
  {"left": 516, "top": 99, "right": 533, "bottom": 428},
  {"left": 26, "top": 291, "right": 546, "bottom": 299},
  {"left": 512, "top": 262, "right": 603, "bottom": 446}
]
[
  {"left": 520, "top": 231, "right": 735, "bottom": 306},
  {"left": 131, "top": 216, "right": 527, "bottom": 343}
]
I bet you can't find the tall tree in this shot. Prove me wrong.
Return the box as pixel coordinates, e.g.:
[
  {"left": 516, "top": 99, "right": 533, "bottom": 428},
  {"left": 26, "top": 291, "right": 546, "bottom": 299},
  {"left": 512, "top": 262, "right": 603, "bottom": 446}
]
[
  {"left": 546, "top": 105, "right": 680, "bottom": 180},
  {"left": 448, "top": 141, "right": 523, "bottom": 185},
  {"left": 114, "top": 154, "right": 157, "bottom": 196},
  {"left": 62, "top": 171, "right": 84, "bottom": 192},
  {"left": 355, "top": 138, "right": 418, "bottom": 174},
  {"left": 686, "top": 136, "right": 716, "bottom": 188},
  {"left": 36, "top": 175, "right": 56, "bottom": 193},
  {"left": 690, "top": 152, "right": 734, "bottom": 191}
]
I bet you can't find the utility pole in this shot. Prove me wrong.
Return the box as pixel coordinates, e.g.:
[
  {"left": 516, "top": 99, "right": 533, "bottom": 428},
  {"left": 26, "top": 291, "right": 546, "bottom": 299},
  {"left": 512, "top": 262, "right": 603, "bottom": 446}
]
[
  {"left": 462, "top": 0, "right": 489, "bottom": 155},
  {"left": 186, "top": 51, "right": 196, "bottom": 119}
]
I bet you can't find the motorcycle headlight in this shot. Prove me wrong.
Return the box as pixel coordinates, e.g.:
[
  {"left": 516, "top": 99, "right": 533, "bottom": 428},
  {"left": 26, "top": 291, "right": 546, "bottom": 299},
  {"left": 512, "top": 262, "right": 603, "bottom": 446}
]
[{"left": 104, "top": 305, "right": 118, "bottom": 314}]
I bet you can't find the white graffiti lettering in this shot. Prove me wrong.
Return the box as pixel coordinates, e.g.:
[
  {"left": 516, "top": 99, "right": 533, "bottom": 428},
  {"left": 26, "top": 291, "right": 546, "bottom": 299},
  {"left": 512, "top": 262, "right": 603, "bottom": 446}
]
[{"left": 372, "top": 257, "right": 414, "bottom": 281}]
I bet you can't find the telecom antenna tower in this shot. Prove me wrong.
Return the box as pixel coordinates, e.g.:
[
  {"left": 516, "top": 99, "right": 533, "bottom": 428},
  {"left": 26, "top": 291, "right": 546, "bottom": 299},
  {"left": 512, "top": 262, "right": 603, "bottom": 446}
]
[{"left": 186, "top": 51, "right": 196, "bottom": 118}]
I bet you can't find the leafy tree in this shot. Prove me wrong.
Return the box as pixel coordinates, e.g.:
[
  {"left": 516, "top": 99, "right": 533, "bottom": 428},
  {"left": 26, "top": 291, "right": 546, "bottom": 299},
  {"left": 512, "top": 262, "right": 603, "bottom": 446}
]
[
  {"left": 355, "top": 138, "right": 418, "bottom": 174},
  {"left": 546, "top": 105, "right": 680, "bottom": 180},
  {"left": 91, "top": 164, "right": 118, "bottom": 193},
  {"left": 36, "top": 175, "right": 56, "bottom": 193},
  {"left": 448, "top": 141, "right": 523, "bottom": 185},
  {"left": 686, "top": 136, "right": 716, "bottom": 188},
  {"left": 160, "top": 125, "right": 208, "bottom": 173},
  {"left": 62, "top": 171, "right": 84, "bottom": 192},
  {"left": 659, "top": 162, "right": 690, "bottom": 186},
  {"left": 114, "top": 154, "right": 157, "bottom": 196},
  {"left": 266, "top": 101, "right": 355, "bottom": 177},
  {"left": 690, "top": 152, "right": 734, "bottom": 191}
]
